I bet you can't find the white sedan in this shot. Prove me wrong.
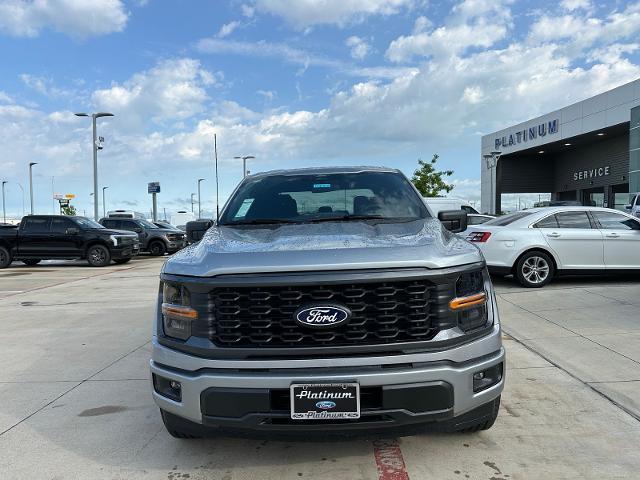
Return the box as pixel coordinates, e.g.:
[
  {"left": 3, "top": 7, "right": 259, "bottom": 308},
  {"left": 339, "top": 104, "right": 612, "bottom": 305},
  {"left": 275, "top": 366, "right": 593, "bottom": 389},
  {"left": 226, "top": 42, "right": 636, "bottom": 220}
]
[{"left": 465, "top": 206, "right": 640, "bottom": 287}]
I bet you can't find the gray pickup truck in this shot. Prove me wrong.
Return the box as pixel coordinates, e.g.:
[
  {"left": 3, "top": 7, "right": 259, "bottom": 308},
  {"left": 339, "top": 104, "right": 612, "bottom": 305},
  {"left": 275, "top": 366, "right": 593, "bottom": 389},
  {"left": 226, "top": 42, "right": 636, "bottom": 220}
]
[{"left": 151, "top": 166, "right": 504, "bottom": 437}]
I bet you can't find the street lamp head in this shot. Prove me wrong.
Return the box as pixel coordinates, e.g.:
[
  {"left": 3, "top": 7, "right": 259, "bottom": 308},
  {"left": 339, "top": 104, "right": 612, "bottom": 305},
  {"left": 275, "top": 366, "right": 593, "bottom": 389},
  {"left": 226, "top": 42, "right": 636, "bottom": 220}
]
[
  {"left": 198, "top": 178, "right": 205, "bottom": 182},
  {"left": 103, "top": 186, "right": 109, "bottom": 191},
  {"left": 74, "top": 113, "right": 89, "bottom": 117},
  {"left": 95, "top": 112, "right": 114, "bottom": 118},
  {"left": 29, "top": 162, "right": 38, "bottom": 167}
]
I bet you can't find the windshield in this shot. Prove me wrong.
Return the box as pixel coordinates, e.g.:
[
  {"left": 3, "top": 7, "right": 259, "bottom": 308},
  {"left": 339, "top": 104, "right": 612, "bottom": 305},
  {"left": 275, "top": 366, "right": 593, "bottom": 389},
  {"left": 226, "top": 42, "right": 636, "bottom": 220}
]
[
  {"left": 138, "top": 219, "right": 159, "bottom": 229},
  {"left": 219, "top": 171, "right": 429, "bottom": 225},
  {"left": 73, "top": 217, "right": 104, "bottom": 229},
  {"left": 484, "top": 211, "right": 534, "bottom": 226}
]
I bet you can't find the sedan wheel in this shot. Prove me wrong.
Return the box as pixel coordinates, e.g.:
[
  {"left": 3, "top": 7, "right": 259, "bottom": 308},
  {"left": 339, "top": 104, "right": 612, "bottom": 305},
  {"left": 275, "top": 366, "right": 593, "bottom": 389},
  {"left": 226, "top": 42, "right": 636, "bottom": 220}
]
[{"left": 516, "top": 251, "right": 554, "bottom": 288}]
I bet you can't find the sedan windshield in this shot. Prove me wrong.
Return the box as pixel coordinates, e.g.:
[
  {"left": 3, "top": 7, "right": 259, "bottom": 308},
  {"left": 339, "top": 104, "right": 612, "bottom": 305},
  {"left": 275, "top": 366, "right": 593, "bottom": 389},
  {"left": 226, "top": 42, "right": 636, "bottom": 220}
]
[
  {"left": 219, "top": 171, "right": 429, "bottom": 225},
  {"left": 484, "top": 211, "right": 533, "bottom": 226}
]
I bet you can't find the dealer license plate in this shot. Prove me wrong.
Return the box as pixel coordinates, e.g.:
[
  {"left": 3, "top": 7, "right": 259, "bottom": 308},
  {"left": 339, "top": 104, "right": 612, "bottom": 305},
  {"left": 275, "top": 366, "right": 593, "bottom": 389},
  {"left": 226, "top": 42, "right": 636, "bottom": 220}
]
[{"left": 290, "top": 383, "right": 360, "bottom": 420}]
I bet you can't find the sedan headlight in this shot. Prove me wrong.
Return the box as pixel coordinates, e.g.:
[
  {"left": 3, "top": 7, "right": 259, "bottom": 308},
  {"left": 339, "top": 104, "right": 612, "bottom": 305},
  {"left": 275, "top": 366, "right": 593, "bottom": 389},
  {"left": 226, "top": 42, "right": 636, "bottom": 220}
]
[
  {"left": 449, "top": 270, "right": 489, "bottom": 332},
  {"left": 161, "top": 282, "right": 197, "bottom": 340}
]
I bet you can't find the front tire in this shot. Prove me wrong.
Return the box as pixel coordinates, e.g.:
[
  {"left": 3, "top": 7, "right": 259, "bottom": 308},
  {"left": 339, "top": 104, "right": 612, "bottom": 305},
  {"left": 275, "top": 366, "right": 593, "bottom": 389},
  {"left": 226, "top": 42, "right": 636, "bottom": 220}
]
[
  {"left": 86, "top": 245, "right": 111, "bottom": 267},
  {"left": 515, "top": 251, "right": 554, "bottom": 288},
  {"left": 148, "top": 240, "right": 166, "bottom": 256},
  {"left": 22, "top": 259, "right": 41, "bottom": 266},
  {"left": 0, "top": 246, "right": 12, "bottom": 269}
]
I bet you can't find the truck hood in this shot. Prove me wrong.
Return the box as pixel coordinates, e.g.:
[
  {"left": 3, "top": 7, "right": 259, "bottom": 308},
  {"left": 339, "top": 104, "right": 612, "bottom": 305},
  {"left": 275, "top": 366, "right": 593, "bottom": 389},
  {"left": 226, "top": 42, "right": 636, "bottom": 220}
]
[{"left": 163, "top": 219, "right": 482, "bottom": 277}]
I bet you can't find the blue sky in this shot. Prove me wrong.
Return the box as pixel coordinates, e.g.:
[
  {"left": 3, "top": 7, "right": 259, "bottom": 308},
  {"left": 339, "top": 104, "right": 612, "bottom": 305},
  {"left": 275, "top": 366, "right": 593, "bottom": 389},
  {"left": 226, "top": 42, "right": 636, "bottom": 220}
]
[{"left": 1, "top": 0, "right": 639, "bottom": 218}]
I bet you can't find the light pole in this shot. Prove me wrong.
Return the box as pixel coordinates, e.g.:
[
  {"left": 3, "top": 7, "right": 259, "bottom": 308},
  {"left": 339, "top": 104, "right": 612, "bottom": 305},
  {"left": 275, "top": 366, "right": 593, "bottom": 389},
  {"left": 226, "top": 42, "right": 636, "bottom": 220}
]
[
  {"left": 190, "top": 193, "right": 196, "bottom": 213},
  {"left": 483, "top": 151, "right": 501, "bottom": 214},
  {"left": 2, "top": 181, "right": 7, "bottom": 223},
  {"left": 234, "top": 155, "right": 255, "bottom": 178},
  {"left": 75, "top": 112, "right": 114, "bottom": 221},
  {"left": 16, "top": 183, "right": 25, "bottom": 216},
  {"left": 197, "top": 178, "right": 205, "bottom": 219},
  {"left": 29, "top": 162, "right": 37, "bottom": 215},
  {"left": 102, "top": 186, "right": 109, "bottom": 218}
]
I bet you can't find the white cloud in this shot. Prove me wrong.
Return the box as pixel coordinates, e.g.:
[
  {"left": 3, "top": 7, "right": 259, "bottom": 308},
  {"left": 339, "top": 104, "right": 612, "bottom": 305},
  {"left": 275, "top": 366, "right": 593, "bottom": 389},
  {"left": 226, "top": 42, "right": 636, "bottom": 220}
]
[
  {"left": 251, "top": 0, "right": 415, "bottom": 28},
  {"left": 19, "top": 74, "right": 73, "bottom": 98},
  {"left": 529, "top": 3, "right": 640, "bottom": 49},
  {"left": 91, "top": 58, "right": 217, "bottom": 130},
  {"left": 0, "top": 0, "right": 128, "bottom": 39},
  {"left": 346, "top": 36, "right": 371, "bottom": 60},
  {"left": 196, "top": 37, "right": 411, "bottom": 79},
  {"left": 0, "top": 90, "right": 13, "bottom": 103},
  {"left": 241, "top": 4, "right": 255, "bottom": 17},
  {"left": 386, "top": 0, "right": 512, "bottom": 62},
  {"left": 560, "top": 0, "right": 592, "bottom": 11},
  {"left": 217, "top": 20, "right": 241, "bottom": 38},
  {"left": 257, "top": 90, "right": 277, "bottom": 100}
]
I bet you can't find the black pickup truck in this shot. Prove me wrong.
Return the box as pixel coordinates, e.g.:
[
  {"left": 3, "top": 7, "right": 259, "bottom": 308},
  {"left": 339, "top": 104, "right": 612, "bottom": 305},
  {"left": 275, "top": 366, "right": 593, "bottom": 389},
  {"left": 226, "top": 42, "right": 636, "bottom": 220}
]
[{"left": 0, "top": 215, "right": 140, "bottom": 268}]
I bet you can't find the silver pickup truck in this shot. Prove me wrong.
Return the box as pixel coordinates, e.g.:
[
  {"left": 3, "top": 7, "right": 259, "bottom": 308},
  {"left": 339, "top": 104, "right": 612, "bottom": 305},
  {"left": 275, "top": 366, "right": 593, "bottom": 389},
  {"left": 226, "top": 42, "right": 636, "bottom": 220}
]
[{"left": 150, "top": 166, "right": 504, "bottom": 437}]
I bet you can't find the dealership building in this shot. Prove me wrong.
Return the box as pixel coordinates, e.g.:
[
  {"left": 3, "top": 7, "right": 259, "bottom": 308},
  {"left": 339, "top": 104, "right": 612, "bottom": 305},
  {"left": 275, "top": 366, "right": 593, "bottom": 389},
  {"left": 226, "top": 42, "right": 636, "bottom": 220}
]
[{"left": 481, "top": 78, "right": 640, "bottom": 214}]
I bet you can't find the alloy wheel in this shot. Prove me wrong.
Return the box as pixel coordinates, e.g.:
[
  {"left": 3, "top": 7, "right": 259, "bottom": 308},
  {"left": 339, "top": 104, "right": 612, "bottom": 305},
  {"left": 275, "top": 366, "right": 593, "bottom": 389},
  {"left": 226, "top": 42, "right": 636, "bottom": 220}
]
[{"left": 521, "top": 256, "right": 550, "bottom": 285}]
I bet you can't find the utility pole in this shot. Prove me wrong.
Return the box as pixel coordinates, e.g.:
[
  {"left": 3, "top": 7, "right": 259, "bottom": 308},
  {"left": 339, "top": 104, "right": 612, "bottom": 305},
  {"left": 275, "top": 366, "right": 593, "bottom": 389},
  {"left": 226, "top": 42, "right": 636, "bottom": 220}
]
[
  {"left": 29, "top": 162, "right": 37, "bottom": 215},
  {"left": 1, "top": 181, "right": 7, "bottom": 223},
  {"left": 102, "top": 186, "right": 109, "bottom": 218},
  {"left": 190, "top": 193, "right": 196, "bottom": 213},
  {"left": 234, "top": 155, "right": 255, "bottom": 178},
  {"left": 75, "top": 112, "right": 114, "bottom": 221},
  {"left": 197, "top": 178, "right": 205, "bottom": 219}
]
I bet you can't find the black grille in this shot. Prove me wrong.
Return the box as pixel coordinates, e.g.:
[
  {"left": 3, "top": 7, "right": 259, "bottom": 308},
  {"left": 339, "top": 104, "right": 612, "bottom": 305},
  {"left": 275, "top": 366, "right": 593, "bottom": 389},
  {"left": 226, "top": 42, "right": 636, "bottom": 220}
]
[{"left": 203, "top": 280, "right": 440, "bottom": 348}]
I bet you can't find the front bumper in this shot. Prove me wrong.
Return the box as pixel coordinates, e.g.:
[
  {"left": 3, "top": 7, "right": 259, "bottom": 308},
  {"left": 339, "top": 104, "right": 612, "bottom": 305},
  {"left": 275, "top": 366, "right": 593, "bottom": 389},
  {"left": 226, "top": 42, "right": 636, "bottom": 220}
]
[
  {"left": 111, "top": 243, "right": 139, "bottom": 259},
  {"left": 150, "top": 325, "right": 505, "bottom": 432},
  {"left": 167, "top": 240, "right": 186, "bottom": 253}
]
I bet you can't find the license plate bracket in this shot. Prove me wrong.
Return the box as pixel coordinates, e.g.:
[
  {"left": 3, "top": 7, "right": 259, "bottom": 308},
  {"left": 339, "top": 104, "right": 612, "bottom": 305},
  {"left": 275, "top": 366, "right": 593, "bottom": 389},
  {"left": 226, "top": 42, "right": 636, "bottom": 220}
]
[{"left": 290, "top": 383, "right": 360, "bottom": 420}]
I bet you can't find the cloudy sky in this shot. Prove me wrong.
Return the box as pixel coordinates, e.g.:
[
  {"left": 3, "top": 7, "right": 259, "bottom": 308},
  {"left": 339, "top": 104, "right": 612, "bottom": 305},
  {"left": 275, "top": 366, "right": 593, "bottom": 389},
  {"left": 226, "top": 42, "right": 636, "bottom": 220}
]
[{"left": 1, "top": 0, "right": 639, "bottom": 218}]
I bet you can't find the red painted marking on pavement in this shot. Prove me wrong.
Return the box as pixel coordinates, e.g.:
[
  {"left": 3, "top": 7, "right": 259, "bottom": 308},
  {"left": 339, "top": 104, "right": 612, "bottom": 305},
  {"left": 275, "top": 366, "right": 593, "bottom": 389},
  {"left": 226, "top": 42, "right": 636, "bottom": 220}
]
[{"left": 373, "top": 438, "right": 410, "bottom": 480}]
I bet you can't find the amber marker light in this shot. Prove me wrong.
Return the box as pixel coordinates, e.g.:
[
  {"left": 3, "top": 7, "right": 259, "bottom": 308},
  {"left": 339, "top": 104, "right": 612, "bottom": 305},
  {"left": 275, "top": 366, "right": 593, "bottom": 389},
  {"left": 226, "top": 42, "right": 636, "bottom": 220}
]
[
  {"left": 162, "top": 304, "right": 198, "bottom": 320},
  {"left": 449, "top": 292, "right": 487, "bottom": 311}
]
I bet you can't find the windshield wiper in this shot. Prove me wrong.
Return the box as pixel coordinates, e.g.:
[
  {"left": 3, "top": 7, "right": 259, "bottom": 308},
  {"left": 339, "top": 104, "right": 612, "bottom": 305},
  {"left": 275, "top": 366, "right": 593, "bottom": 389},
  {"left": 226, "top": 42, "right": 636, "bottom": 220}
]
[
  {"left": 307, "top": 215, "right": 386, "bottom": 223},
  {"left": 223, "top": 218, "right": 299, "bottom": 226}
]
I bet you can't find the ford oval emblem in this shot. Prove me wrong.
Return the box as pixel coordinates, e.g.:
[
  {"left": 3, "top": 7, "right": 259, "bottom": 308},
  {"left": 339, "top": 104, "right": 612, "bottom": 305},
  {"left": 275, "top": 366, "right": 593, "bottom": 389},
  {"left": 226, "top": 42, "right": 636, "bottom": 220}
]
[
  {"left": 294, "top": 305, "right": 351, "bottom": 329},
  {"left": 316, "top": 401, "right": 336, "bottom": 410}
]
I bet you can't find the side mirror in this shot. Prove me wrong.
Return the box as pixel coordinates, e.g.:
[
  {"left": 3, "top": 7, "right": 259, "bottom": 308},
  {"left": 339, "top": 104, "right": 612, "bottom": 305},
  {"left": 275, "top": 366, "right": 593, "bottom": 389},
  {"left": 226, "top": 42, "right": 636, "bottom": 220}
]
[
  {"left": 438, "top": 210, "right": 468, "bottom": 233},
  {"left": 65, "top": 227, "right": 79, "bottom": 235},
  {"left": 625, "top": 204, "right": 632, "bottom": 210}
]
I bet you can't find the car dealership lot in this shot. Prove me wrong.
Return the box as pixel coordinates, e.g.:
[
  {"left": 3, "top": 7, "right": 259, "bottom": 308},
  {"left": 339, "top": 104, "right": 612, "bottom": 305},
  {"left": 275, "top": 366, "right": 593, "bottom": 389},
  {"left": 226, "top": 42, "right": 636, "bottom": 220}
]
[{"left": 1, "top": 260, "right": 639, "bottom": 479}]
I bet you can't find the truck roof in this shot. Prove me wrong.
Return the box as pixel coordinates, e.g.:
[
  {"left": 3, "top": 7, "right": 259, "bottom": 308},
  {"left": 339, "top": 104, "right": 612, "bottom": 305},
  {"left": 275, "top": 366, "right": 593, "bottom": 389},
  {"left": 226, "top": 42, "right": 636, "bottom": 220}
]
[{"left": 249, "top": 166, "right": 400, "bottom": 178}]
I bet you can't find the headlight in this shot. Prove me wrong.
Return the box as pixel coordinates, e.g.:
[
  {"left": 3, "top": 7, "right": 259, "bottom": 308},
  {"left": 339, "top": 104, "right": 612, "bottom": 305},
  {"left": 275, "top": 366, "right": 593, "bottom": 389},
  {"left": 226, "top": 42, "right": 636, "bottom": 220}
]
[
  {"left": 449, "top": 270, "right": 489, "bottom": 332},
  {"left": 161, "top": 282, "right": 197, "bottom": 340}
]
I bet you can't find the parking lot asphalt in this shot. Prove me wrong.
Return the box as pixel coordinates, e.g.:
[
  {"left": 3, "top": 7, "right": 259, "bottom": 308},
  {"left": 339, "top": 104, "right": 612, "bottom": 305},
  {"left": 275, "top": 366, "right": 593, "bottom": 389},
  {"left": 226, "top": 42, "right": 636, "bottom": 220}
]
[{"left": 1, "top": 259, "right": 640, "bottom": 479}]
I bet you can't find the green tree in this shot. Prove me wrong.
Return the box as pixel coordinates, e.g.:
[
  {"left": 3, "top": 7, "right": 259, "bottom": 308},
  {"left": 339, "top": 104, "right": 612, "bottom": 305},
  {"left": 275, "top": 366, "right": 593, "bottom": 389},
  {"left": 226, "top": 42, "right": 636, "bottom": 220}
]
[
  {"left": 410, "top": 154, "right": 454, "bottom": 197},
  {"left": 61, "top": 204, "right": 77, "bottom": 216}
]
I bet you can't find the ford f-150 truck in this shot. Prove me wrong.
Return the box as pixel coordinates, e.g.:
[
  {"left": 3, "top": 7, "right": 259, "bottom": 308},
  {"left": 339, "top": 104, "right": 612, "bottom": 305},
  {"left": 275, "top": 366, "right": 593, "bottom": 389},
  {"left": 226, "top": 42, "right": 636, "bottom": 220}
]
[
  {"left": 0, "top": 215, "right": 139, "bottom": 268},
  {"left": 151, "top": 166, "right": 504, "bottom": 437}
]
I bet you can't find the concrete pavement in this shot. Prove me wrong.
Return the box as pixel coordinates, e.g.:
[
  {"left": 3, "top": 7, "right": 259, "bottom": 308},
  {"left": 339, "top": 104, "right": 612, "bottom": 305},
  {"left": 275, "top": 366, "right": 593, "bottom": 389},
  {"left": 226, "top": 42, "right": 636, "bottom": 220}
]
[{"left": 1, "top": 260, "right": 639, "bottom": 479}]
